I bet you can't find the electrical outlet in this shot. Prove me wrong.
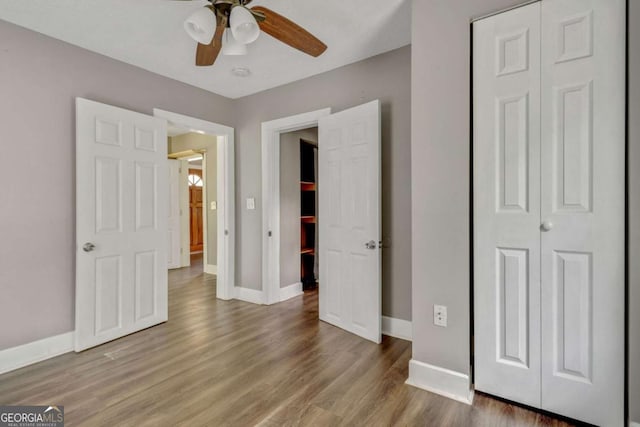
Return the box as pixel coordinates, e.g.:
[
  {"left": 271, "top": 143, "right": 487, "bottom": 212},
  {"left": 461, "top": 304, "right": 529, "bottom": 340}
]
[
  {"left": 434, "top": 305, "right": 447, "bottom": 327},
  {"left": 246, "top": 198, "right": 255, "bottom": 210},
  {"left": 210, "top": 201, "right": 217, "bottom": 210}
]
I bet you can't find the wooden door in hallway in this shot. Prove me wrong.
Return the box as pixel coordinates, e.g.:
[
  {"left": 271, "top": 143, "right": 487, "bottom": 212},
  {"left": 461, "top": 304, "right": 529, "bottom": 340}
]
[{"left": 189, "top": 168, "right": 204, "bottom": 253}]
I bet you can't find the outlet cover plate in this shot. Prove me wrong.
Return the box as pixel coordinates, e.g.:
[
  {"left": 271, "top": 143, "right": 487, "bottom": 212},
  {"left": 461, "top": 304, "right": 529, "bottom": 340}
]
[{"left": 434, "top": 304, "right": 447, "bottom": 327}]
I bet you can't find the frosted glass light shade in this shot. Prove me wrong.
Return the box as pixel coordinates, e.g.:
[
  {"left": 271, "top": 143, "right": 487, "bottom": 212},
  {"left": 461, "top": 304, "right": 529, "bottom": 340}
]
[
  {"left": 230, "top": 6, "right": 260, "bottom": 44},
  {"left": 222, "top": 30, "right": 248, "bottom": 56},
  {"left": 184, "top": 8, "right": 217, "bottom": 45}
]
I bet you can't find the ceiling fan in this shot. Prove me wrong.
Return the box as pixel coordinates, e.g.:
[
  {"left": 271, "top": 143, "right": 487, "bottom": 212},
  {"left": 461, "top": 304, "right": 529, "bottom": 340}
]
[{"left": 182, "top": 0, "right": 328, "bottom": 66}]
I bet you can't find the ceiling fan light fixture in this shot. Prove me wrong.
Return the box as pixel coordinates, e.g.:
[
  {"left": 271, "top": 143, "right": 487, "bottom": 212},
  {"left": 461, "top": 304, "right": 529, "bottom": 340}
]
[
  {"left": 222, "top": 29, "right": 248, "bottom": 56},
  {"left": 230, "top": 6, "right": 260, "bottom": 44},
  {"left": 184, "top": 7, "right": 217, "bottom": 45}
]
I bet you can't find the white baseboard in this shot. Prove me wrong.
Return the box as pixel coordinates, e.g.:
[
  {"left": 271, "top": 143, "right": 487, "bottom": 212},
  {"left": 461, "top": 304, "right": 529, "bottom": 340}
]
[
  {"left": 0, "top": 332, "right": 74, "bottom": 375},
  {"left": 234, "top": 286, "right": 264, "bottom": 305},
  {"left": 629, "top": 421, "right": 640, "bottom": 427},
  {"left": 405, "top": 359, "right": 474, "bottom": 405},
  {"left": 382, "top": 316, "right": 412, "bottom": 341},
  {"left": 280, "top": 282, "right": 303, "bottom": 302},
  {"left": 204, "top": 264, "right": 217, "bottom": 275}
]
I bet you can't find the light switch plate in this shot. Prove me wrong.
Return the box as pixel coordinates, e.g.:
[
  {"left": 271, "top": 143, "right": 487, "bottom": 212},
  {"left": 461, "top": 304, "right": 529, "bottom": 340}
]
[
  {"left": 434, "top": 305, "right": 447, "bottom": 327},
  {"left": 246, "top": 198, "right": 255, "bottom": 210},
  {"left": 210, "top": 201, "right": 217, "bottom": 210}
]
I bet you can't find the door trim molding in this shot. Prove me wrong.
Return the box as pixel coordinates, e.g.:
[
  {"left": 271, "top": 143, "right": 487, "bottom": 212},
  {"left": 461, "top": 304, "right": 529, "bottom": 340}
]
[
  {"left": 261, "top": 108, "right": 331, "bottom": 305},
  {"left": 154, "top": 109, "right": 236, "bottom": 300},
  {"left": 0, "top": 332, "right": 74, "bottom": 375},
  {"left": 406, "top": 359, "right": 474, "bottom": 405}
]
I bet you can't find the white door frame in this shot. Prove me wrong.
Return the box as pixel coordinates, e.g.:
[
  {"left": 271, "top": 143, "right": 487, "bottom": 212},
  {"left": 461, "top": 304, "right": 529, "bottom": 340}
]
[
  {"left": 154, "top": 109, "right": 236, "bottom": 300},
  {"left": 261, "top": 108, "right": 331, "bottom": 305}
]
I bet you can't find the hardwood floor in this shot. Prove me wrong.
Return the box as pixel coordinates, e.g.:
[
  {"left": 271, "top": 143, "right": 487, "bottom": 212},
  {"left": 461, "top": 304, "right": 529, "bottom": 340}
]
[{"left": 0, "top": 260, "right": 575, "bottom": 426}]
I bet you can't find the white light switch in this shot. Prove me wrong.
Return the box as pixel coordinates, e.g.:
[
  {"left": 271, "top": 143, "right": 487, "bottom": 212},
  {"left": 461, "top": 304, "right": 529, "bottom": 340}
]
[
  {"left": 434, "top": 305, "right": 447, "bottom": 327},
  {"left": 210, "top": 201, "right": 217, "bottom": 210},
  {"left": 246, "top": 198, "right": 255, "bottom": 210}
]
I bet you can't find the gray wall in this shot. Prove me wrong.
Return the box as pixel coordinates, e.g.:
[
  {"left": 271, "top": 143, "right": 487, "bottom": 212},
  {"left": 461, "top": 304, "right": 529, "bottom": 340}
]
[
  {"left": 629, "top": 0, "right": 640, "bottom": 422},
  {"left": 411, "top": 0, "right": 639, "bottom": 421},
  {"left": 170, "top": 133, "right": 219, "bottom": 267},
  {"left": 0, "top": 20, "right": 411, "bottom": 351},
  {"left": 279, "top": 128, "right": 318, "bottom": 288},
  {"left": 0, "top": 20, "right": 234, "bottom": 351},
  {"left": 411, "top": 0, "right": 527, "bottom": 375},
  {"left": 234, "top": 46, "right": 412, "bottom": 321}
]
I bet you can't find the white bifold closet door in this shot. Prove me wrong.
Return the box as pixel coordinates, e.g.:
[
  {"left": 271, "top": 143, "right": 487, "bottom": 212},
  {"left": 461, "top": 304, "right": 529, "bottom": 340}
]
[
  {"left": 474, "top": 2, "right": 542, "bottom": 408},
  {"left": 473, "top": 1, "right": 625, "bottom": 426}
]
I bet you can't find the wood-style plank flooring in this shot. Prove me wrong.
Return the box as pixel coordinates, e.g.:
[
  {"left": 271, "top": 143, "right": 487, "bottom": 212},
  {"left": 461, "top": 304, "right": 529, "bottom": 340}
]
[{"left": 0, "top": 256, "right": 575, "bottom": 426}]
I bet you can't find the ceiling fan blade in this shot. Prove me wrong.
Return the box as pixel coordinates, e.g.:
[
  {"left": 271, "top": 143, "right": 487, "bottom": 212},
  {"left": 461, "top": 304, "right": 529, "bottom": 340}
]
[
  {"left": 250, "top": 6, "right": 327, "bottom": 57},
  {"left": 195, "top": 14, "right": 227, "bottom": 66}
]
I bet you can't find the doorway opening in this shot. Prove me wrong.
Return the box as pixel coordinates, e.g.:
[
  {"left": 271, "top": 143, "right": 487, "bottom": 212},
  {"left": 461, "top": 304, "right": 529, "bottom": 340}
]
[
  {"left": 167, "top": 132, "right": 217, "bottom": 274},
  {"left": 155, "top": 109, "right": 235, "bottom": 301},
  {"left": 280, "top": 128, "right": 319, "bottom": 299},
  {"left": 261, "top": 108, "right": 331, "bottom": 305},
  {"left": 262, "top": 101, "right": 382, "bottom": 344}
]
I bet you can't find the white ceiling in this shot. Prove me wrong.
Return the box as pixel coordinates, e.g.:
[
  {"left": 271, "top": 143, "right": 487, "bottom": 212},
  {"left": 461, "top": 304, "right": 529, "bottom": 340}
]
[{"left": 0, "top": 0, "right": 411, "bottom": 99}]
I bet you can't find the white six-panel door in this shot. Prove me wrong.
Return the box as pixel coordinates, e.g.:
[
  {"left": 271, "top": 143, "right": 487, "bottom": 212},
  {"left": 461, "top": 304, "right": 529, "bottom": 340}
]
[
  {"left": 318, "top": 100, "right": 382, "bottom": 343},
  {"left": 539, "top": 1, "right": 625, "bottom": 425},
  {"left": 473, "top": 2, "right": 542, "bottom": 407},
  {"left": 76, "top": 98, "right": 168, "bottom": 352},
  {"left": 473, "top": 1, "right": 624, "bottom": 425}
]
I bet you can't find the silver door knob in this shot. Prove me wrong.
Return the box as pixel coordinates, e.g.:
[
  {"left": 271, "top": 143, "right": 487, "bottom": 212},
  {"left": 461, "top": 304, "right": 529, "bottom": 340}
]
[
  {"left": 541, "top": 220, "right": 554, "bottom": 232},
  {"left": 82, "top": 242, "right": 96, "bottom": 252},
  {"left": 365, "top": 240, "right": 376, "bottom": 250}
]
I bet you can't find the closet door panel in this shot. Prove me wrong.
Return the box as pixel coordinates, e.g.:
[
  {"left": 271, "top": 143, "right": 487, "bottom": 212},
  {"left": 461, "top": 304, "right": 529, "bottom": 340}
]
[
  {"left": 473, "top": 2, "right": 542, "bottom": 407},
  {"left": 540, "top": 1, "right": 625, "bottom": 426}
]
